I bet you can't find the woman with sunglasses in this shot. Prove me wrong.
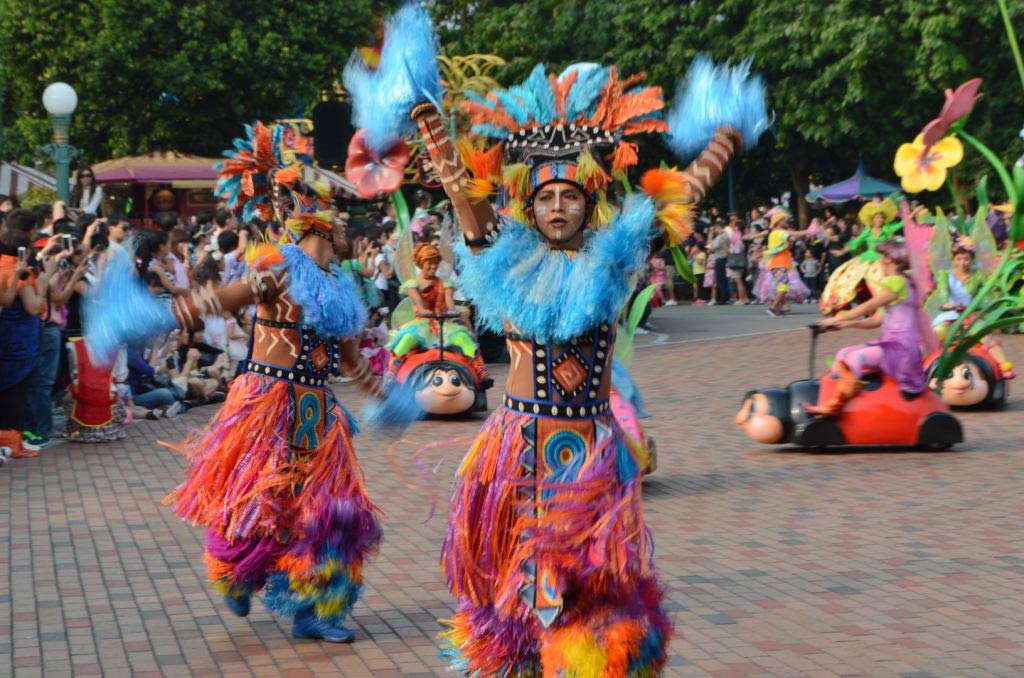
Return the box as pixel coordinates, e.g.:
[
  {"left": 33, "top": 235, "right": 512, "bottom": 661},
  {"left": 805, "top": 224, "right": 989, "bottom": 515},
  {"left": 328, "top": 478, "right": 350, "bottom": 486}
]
[{"left": 72, "top": 166, "right": 104, "bottom": 215}]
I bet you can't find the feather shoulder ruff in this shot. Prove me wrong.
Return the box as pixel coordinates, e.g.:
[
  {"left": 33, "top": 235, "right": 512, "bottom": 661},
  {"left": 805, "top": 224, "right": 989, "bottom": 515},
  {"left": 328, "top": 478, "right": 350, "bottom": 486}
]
[
  {"left": 279, "top": 245, "right": 368, "bottom": 339},
  {"left": 455, "top": 193, "right": 655, "bottom": 344}
]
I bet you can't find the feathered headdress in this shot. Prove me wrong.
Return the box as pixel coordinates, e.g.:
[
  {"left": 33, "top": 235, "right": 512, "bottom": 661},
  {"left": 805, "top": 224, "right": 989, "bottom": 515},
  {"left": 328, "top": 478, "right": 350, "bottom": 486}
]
[
  {"left": 215, "top": 122, "right": 312, "bottom": 223},
  {"left": 460, "top": 62, "right": 667, "bottom": 226},
  {"left": 215, "top": 121, "right": 330, "bottom": 245}
]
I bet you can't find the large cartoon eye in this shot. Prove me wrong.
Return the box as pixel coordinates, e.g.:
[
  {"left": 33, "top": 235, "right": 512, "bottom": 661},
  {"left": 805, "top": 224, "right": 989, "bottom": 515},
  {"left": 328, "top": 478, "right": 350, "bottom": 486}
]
[
  {"left": 431, "top": 375, "right": 444, "bottom": 387},
  {"left": 449, "top": 374, "right": 462, "bottom": 387},
  {"left": 960, "top": 366, "right": 972, "bottom": 381}
]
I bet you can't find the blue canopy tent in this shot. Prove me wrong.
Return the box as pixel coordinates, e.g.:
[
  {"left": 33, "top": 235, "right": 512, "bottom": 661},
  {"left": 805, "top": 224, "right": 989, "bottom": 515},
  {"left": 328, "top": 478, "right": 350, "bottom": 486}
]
[{"left": 806, "top": 159, "right": 902, "bottom": 203}]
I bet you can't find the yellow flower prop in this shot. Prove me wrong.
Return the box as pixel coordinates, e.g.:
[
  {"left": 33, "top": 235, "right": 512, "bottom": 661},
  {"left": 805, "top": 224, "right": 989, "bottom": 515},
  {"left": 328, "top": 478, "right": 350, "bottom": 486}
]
[{"left": 893, "top": 134, "right": 964, "bottom": 193}]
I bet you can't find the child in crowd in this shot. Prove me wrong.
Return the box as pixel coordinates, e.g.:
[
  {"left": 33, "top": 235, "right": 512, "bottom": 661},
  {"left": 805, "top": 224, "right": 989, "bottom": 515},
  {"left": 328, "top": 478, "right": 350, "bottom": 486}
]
[{"left": 801, "top": 249, "right": 821, "bottom": 301}]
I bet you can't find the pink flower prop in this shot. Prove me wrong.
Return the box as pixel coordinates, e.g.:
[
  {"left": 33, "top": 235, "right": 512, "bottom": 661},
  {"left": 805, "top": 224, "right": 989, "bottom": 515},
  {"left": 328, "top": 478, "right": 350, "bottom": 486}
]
[{"left": 345, "top": 129, "right": 410, "bottom": 199}]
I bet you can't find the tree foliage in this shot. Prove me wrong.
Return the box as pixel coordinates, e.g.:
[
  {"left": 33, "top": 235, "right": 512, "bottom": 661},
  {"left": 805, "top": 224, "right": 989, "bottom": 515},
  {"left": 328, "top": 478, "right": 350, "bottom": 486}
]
[
  {"left": 0, "top": 0, "right": 387, "bottom": 165},
  {"left": 2, "top": 0, "right": 1022, "bottom": 218},
  {"left": 430, "top": 0, "right": 1024, "bottom": 215}
]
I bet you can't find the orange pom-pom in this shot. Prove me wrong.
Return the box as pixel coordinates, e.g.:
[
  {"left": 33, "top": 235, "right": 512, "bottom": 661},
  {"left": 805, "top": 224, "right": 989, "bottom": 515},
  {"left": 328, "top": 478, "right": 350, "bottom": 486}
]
[
  {"left": 245, "top": 242, "right": 284, "bottom": 270},
  {"left": 457, "top": 139, "right": 504, "bottom": 203},
  {"left": 641, "top": 168, "right": 694, "bottom": 246},
  {"left": 639, "top": 168, "right": 689, "bottom": 203}
]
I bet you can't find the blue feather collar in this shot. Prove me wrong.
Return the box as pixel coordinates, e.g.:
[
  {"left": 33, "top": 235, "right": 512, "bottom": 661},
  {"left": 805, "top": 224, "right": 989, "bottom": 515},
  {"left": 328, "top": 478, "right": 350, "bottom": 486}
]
[
  {"left": 455, "top": 193, "right": 655, "bottom": 344},
  {"left": 279, "top": 245, "right": 367, "bottom": 338}
]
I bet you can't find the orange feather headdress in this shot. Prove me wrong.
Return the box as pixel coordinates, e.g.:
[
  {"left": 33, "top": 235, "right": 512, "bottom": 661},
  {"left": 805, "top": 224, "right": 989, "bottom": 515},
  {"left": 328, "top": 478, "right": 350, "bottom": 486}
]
[{"left": 459, "top": 63, "right": 666, "bottom": 226}]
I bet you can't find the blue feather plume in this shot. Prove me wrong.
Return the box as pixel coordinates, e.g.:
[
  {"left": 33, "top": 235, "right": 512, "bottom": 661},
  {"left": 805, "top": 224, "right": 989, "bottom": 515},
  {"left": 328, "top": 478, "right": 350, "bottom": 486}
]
[
  {"left": 522, "top": 64, "right": 557, "bottom": 124},
  {"left": 343, "top": 2, "right": 444, "bottom": 155},
  {"left": 565, "top": 64, "right": 611, "bottom": 122},
  {"left": 664, "top": 55, "right": 769, "bottom": 161},
  {"left": 455, "top": 194, "right": 655, "bottom": 344},
  {"left": 494, "top": 89, "right": 531, "bottom": 126},
  {"left": 83, "top": 241, "right": 176, "bottom": 364}
]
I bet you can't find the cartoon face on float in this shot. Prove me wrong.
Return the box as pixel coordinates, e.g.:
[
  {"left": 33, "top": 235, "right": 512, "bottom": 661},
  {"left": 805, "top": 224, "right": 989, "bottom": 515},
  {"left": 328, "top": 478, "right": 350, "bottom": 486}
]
[
  {"left": 929, "top": 356, "right": 991, "bottom": 408},
  {"left": 410, "top": 363, "right": 479, "bottom": 416},
  {"left": 735, "top": 390, "right": 788, "bottom": 444}
]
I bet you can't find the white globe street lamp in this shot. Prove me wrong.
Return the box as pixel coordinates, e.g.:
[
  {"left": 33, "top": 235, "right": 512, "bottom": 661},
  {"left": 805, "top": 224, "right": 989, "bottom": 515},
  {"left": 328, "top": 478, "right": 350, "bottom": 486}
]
[
  {"left": 41, "top": 82, "right": 81, "bottom": 202},
  {"left": 42, "top": 83, "right": 78, "bottom": 116}
]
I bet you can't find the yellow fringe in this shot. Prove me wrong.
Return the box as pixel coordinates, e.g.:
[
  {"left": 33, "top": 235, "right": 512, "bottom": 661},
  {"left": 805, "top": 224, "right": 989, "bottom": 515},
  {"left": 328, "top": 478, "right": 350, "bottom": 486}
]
[
  {"left": 503, "top": 163, "right": 531, "bottom": 199},
  {"left": 592, "top": 189, "right": 613, "bottom": 227},
  {"left": 576, "top": 147, "right": 611, "bottom": 194},
  {"left": 507, "top": 198, "right": 529, "bottom": 224}
]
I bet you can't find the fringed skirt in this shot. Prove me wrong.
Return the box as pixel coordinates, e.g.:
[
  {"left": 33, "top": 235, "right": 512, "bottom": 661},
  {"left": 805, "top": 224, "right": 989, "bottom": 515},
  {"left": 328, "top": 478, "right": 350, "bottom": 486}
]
[
  {"left": 166, "top": 372, "right": 381, "bottom": 624},
  {"left": 753, "top": 264, "right": 810, "bottom": 304},
  {"left": 440, "top": 405, "right": 671, "bottom": 676}
]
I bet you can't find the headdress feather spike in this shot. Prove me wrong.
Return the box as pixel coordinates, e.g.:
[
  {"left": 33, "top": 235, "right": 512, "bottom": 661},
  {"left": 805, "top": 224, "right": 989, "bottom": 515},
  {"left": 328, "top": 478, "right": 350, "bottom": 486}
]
[
  {"left": 343, "top": 2, "right": 445, "bottom": 156},
  {"left": 664, "top": 55, "right": 769, "bottom": 160}
]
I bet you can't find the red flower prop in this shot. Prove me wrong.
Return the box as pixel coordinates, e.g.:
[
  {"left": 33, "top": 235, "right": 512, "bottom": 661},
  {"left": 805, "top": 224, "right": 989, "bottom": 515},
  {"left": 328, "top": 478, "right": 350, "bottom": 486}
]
[
  {"left": 921, "top": 78, "right": 983, "bottom": 151},
  {"left": 345, "top": 129, "right": 410, "bottom": 199}
]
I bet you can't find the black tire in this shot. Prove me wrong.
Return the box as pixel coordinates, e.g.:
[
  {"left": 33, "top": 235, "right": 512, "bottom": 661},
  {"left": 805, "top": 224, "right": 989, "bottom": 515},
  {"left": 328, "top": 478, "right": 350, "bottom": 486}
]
[{"left": 916, "top": 411, "right": 963, "bottom": 450}]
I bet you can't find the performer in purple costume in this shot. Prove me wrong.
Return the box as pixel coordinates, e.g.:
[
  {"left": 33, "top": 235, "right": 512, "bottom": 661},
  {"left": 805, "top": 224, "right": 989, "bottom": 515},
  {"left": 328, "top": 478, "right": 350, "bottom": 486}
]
[{"left": 806, "top": 240, "right": 928, "bottom": 416}]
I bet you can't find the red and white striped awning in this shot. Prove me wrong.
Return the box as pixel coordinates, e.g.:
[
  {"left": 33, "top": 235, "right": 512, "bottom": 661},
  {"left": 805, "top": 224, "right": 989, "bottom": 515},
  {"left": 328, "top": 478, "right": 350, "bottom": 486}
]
[{"left": 0, "top": 162, "right": 57, "bottom": 197}]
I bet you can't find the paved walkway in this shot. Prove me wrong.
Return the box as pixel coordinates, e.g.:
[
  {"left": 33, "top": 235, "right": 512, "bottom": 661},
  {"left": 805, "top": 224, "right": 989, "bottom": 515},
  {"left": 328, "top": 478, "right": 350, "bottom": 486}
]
[{"left": 3, "top": 308, "right": 1024, "bottom": 676}]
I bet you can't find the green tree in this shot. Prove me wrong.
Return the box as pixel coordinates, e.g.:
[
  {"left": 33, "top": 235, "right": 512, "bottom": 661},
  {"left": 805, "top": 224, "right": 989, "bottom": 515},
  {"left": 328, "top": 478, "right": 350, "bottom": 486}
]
[
  {"left": 430, "top": 0, "right": 1024, "bottom": 221},
  {"left": 0, "top": 0, "right": 388, "bottom": 166}
]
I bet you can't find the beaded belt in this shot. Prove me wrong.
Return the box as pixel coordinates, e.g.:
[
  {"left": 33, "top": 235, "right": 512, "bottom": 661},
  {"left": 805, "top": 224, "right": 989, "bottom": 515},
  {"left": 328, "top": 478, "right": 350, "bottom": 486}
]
[
  {"left": 245, "top": 360, "right": 328, "bottom": 387},
  {"left": 502, "top": 394, "right": 610, "bottom": 419}
]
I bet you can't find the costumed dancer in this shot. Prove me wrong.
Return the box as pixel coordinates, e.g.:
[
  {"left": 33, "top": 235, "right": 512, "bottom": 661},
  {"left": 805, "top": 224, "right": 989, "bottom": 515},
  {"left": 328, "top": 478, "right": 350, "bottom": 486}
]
[
  {"left": 345, "top": 6, "right": 768, "bottom": 671},
  {"left": 806, "top": 240, "right": 933, "bottom": 416},
  {"left": 84, "top": 122, "right": 382, "bottom": 643},
  {"left": 753, "top": 209, "right": 812, "bottom": 316},
  {"left": 819, "top": 198, "right": 901, "bottom": 315}
]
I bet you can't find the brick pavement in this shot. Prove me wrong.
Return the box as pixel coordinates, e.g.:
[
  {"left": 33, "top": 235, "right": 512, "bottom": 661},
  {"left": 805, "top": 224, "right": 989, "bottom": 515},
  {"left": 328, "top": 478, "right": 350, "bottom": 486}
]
[{"left": 2, "top": 319, "right": 1024, "bottom": 677}]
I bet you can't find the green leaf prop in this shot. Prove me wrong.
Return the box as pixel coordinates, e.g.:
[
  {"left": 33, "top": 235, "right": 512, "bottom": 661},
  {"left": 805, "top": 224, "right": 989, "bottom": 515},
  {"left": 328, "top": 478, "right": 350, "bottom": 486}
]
[
  {"left": 614, "top": 284, "right": 658, "bottom": 368},
  {"left": 391, "top": 189, "right": 411, "bottom": 233},
  {"left": 670, "top": 245, "right": 696, "bottom": 284}
]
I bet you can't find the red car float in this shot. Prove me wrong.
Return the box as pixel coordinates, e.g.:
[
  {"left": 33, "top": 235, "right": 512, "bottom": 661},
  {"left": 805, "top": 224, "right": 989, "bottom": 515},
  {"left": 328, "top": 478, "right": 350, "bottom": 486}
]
[{"left": 737, "top": 327, "right": 962, "bottom": 450}]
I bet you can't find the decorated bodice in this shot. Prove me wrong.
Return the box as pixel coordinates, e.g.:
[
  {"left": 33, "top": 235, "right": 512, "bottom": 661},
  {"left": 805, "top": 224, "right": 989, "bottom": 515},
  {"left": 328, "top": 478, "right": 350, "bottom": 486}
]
[
  {"left": 503, "top": 322, "right": 615, "bottom": 417},
  {"left": 247, "top": 288, "right": 342, "bottom": 388},
  {"left": 852, "top": 224, "right": 900, "bottom": 262},
  {"left": 409, "top": 277, "right": 450, "bottom": 314},
  {"left": 244, "top": 245, "right": 367, "bottom": 388}
]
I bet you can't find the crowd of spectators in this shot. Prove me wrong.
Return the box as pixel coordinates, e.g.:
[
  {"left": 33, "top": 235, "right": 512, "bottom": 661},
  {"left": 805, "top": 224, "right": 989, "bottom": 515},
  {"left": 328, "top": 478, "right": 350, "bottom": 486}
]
[
  {"left": 5, "top": 182, "right": 1012, "bottom": 460},
  {"left": 637, "top": 199, "right": 1017, "bottom": 330},
  {"left": 0, "top": 186, "right": 452, "bottom": 461}
]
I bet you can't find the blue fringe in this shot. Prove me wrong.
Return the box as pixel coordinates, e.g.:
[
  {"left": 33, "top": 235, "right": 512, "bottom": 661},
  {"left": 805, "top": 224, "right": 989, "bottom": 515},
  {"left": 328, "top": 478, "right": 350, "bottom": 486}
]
[
  {"left": 360, "top": 380, "right": 424, "bottom": 431},
  {"left": 343, "top": 2, "right": 444, "bottom": 155},
  {"left": 455, "top": 194, "right": 655, "bottom": 344},
  {"left": 664, "top": 55, "right": 769, "bottom": 161},
  {"left": 83, "top": 242, "right": 176, "bottom": 364},
  {"left": 280, "top": 245, "right": 367, "bottom": 339},
  {"left": 262, "top": 562, "right": 361, "bottom": 625}
]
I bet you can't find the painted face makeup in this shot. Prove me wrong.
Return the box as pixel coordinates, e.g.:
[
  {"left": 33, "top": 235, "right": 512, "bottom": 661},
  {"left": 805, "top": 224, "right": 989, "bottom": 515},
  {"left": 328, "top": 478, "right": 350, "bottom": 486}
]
[{"left": 530, "top": 182, "right": 588, "bottom": 246}]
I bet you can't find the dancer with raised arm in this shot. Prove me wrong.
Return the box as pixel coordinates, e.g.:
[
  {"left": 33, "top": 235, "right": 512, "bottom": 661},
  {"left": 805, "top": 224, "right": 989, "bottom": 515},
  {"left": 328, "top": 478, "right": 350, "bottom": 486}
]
[
  {"left": 85, "top": 123, "right": 381, "bottom": 643},
  {"left": 344, "top": 5, "right": 768, "bottom": 672}
]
